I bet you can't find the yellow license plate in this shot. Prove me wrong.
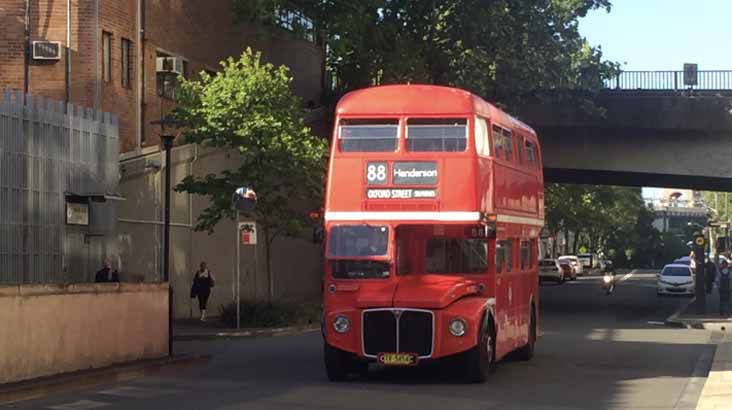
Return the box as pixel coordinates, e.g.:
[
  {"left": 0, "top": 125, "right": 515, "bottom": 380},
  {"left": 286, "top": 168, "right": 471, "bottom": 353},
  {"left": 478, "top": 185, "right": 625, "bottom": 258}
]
[{"left": 377, "top": 353, "right": 418, "bottom": 366}]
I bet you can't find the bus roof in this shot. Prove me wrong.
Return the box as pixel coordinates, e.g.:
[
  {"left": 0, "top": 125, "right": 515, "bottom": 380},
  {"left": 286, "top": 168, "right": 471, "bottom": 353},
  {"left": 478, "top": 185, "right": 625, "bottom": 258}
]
[{"left": 336, "top": 84, "right": 536, "bottom": 137}]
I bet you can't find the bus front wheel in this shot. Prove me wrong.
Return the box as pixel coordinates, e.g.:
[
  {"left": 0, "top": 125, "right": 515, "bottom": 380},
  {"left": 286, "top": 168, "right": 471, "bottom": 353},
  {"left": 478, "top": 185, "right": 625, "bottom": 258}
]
[
  {"left": 324, "top": 343, "right": 365, "bottom": 382},
  {"left": 464, "top": 316, "right": 496, "bottom": 383}
]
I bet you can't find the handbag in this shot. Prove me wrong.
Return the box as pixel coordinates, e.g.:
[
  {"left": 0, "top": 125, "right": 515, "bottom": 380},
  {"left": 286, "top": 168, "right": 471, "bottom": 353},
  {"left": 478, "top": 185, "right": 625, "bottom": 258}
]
[{"left": 190, "top": 274, "right": 198, "bottom": 298}]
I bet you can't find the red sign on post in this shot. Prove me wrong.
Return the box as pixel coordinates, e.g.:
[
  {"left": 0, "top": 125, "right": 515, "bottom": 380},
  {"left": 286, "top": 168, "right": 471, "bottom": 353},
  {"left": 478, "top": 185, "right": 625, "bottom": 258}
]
[{"left": 239, "top": 222, "right": 257, "bottom": 245}]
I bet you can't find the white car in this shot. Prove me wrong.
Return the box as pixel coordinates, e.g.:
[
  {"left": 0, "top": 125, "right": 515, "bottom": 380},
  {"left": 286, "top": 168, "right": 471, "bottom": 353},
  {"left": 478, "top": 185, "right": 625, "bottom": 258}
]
[
  {"left": 657, "top": 264, "right": 695, "bottom": 296},
  {"left": 558, "top": 255, "right": 584, "bottom": 276},
  {"left": 539, "top": 259, "right": 572, "bottom": 283}
]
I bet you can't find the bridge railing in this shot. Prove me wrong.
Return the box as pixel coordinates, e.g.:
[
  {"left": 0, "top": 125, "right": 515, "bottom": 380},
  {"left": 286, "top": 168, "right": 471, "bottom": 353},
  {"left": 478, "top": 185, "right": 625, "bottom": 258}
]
[{"left": 604, "top": 70, "right": 732, "bottom": 91}]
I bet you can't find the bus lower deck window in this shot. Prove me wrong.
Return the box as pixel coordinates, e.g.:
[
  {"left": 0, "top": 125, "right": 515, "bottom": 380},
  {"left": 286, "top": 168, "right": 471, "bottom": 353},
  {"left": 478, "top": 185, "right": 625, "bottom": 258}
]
[{"left": 407, "top": 118, "right": 467, "bottom": 152}]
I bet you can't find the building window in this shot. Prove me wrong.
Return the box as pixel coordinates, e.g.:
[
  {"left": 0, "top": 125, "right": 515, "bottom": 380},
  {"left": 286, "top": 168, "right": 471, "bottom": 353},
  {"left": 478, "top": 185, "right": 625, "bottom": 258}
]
[
  {"left": 274, "top": 6, "right": 316, "bottom": 43},
  {"left": 121, "top": 38, "right": 131, "bottom": 88},
  {"left": 102, "top": 31, "right": 112, "bottom": 83}
]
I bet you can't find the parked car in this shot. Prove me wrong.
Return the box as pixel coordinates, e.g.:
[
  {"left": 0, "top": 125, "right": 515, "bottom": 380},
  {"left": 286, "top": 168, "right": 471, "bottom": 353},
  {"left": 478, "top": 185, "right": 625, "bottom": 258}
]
[
  {"left": 657, "top": 264, "right": 695, "bottom": 296},
  {"left": 558, "top": 255, "right": 584, "bottom": 276},
  {"left": 539, "top": 259, "right": 574, "bottom": 283}
]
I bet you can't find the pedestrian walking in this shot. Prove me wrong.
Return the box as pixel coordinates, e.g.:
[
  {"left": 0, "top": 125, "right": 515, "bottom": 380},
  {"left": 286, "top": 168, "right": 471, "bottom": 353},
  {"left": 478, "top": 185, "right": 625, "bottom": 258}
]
[
  {"left": 705, "top": 259, "right": 717, "bottom": 295},
  {"left": 95, "top": 258, "right": 119, "bottom": 283},
  {"left": 190, "top": 262, "right": 215, "bottom": 321},
  {"left": 718, "top": 260, "right": 731, "bottom": 317}
]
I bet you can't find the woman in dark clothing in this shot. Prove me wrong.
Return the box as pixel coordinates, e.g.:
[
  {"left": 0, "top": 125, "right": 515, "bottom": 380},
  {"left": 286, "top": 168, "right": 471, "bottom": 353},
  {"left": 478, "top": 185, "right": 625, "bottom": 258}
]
[
  {"left": 720, "top": 261, "right": 731, "bottom": 317},
  {"left": 191, "top": 262, "right": 215, "bottom": 321}
]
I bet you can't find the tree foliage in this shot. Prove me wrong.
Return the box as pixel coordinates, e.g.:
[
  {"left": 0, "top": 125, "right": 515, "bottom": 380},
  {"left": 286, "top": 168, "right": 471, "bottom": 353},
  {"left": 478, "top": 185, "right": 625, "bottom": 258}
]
[
  {"left": 234, "top": 0, "right": 619, "bottom": 108},
  {"left": 545, "top": 184, "right": 668, "bottom": 268},
  {"left": 173, "top": 48, "right": 329, "bottom": 244}
]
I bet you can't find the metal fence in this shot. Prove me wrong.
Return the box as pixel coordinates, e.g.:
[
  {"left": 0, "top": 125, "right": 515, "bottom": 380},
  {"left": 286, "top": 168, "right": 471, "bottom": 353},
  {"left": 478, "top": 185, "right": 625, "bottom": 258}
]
[
  {"left": 604, "top": 70, "right": 732, "bottom": 91},
  {"left": 0, "top": 90, "right": 119, "bottom": 284}
]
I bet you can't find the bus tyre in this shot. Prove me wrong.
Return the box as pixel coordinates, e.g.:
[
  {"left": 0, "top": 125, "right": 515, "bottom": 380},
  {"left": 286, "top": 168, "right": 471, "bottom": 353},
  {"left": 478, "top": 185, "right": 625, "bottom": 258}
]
[
  {"left": 465, "top": 317, "right": 496, "bottom": 383},
  {"left": 324, "top": 343, "right": 351, "bottom": 382},
  {"left": 517, "top": 307, "right": 536, "bottom": 361}
]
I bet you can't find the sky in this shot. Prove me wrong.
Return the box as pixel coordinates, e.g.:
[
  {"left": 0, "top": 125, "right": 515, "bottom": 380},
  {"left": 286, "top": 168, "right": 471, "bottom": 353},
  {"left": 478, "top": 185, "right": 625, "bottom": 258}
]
[{"left": 578, "top": 0, "right": 732, "bottom": 199}]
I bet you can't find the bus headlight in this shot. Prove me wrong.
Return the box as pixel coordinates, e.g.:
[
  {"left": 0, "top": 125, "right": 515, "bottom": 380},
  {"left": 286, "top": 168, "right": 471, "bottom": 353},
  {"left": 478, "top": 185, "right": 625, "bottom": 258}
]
[
  {"left": 333, "top": 315, "right": 351, "bottom": 334},
  {"left": 449, "top": 318, "right": 467, "bottom": 337}
]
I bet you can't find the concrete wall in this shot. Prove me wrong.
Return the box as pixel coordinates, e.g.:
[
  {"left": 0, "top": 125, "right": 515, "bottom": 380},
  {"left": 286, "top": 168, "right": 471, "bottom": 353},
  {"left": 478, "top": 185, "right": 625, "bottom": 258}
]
[
  {"left": 118, "top": 144, "right": 323, "bottom": 319},
  {"left": 0, "top": 282, "right": 168, "bottom": 384}
]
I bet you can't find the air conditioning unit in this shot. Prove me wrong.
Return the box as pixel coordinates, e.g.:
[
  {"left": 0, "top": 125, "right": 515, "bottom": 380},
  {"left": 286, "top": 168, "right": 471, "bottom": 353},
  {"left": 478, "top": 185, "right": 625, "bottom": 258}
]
[
  {"left": 32, "top": 41, "right": 62, "bottom": 60},
  {"left": 156, "top": 56, "right": 184, "bottom": 75}
]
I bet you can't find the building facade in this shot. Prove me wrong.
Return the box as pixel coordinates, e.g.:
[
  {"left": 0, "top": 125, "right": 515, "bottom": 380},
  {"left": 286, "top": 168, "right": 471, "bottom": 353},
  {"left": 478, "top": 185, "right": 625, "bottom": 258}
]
[
  {"left": 0, "top": 0, "right": 324, "bottom": 153},
  {"left": 650, "top": 189, "right": 709, "bottom": 236},
  {"left": 1, "top": 0, "right": 327, "bottom": 317}
]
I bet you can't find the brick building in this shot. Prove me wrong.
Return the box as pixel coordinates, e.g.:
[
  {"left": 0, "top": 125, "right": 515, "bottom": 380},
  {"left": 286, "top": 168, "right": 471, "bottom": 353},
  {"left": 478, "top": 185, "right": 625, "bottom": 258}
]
[
  {"left": 0, "top": 0, "right": 325, "bottom": 153},
  {"left": 1, "top": 0, "right": 328, "bottom": 317}
]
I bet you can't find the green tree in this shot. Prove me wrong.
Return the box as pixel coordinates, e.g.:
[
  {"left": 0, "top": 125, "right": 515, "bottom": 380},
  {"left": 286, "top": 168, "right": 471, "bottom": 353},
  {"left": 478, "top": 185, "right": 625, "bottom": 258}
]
[
  {"left": 545, "top": 184, "right": 667, "bottom": 268},
  {"left": 233, "top": 0, "right": 619, "bottom": 109},
  {"left": 174, "top": 49, "right": 329, "bottom": 292}
]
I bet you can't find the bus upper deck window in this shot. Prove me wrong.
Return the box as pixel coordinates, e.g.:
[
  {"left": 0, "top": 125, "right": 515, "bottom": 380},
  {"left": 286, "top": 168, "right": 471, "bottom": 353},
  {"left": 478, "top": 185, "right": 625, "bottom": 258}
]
[
  {"left": 339, "top": 119, "right": 399, "bottom": 152},
  {"left": 407, "top": 118, "right": 467, "bottom": 152}
]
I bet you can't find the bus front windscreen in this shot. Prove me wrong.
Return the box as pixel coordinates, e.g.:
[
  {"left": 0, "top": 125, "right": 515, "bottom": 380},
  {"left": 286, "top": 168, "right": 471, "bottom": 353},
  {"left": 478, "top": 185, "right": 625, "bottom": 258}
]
[{"left": 328, "top": 225, "right": 389, "bottom": 257}]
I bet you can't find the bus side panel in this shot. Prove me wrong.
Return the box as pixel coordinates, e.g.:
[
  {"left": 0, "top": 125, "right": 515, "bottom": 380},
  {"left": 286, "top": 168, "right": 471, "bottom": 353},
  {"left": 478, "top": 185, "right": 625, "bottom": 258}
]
[{"left": 327, "top": 157, "right": 366, "bottom": 211}]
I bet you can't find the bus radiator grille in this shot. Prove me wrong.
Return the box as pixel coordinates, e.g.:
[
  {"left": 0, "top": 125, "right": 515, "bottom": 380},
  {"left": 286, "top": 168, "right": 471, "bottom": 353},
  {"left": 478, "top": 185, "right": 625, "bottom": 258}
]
[
  {"left": 362, "top": 309, "right": 433, "bottom": 357},
  {"left": 363, "top": 310, "right": 397, "bottom": 355}
]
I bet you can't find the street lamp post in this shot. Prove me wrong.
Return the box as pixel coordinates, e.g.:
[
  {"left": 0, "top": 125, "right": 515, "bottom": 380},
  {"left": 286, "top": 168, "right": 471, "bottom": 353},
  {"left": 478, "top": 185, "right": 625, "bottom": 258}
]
[
  {"left": 152, "top": 116, "right": 181, "bottom": 357},
  {"left": 163, "top": 133, "right": 173, "bottom": 356},
  {"left": 152, "top": 61, "right": 182, "bottom": 356}
]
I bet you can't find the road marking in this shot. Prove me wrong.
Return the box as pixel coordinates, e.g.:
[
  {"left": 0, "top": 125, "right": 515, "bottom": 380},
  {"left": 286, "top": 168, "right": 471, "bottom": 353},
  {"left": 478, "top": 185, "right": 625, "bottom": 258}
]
[
  {"left": 619, "top": 270, "right": 637, "bottom": 282},
  {"left": 97, "top": 386, "right": 180, "bottom": 398},
  {"left": 48, "top": 400, "right": 110, "bottom": 410}
]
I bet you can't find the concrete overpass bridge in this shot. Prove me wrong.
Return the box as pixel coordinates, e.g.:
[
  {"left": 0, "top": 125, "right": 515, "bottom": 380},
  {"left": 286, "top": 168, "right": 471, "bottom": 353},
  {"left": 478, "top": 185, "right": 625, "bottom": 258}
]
[{"left": 518, "top": 70, "right": 732, "bottom": 191}]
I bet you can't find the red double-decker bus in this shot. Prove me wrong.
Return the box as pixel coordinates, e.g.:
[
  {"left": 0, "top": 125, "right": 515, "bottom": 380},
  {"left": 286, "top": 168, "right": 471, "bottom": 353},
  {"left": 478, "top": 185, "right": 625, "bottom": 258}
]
[{"left": 322, "top": 84, "right": 544, "bottom": 382}]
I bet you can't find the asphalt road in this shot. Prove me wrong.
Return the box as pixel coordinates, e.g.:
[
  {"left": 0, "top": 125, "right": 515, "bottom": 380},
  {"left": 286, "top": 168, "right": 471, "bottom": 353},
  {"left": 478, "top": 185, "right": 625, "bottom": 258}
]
[{"left": 4, "top": 271, "right": 718, "bottom": 410}]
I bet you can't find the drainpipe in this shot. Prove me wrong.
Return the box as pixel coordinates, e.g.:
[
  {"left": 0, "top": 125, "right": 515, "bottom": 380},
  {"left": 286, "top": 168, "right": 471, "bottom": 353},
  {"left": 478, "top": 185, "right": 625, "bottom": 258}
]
[
  {"left": 24, "top": 0, "right": 30, "bottom": 95},
  {"left": 187, "top": 144, "right": 199, "bottom": 318},
  {"left": 94, "top": 0, "right": 100, "bottom": 109},
  {"left": 137, "top": 0, "right": 145, "bottom": 151},
  {"left": 65, "top": 0, "right": 71, "bottom": 104}
]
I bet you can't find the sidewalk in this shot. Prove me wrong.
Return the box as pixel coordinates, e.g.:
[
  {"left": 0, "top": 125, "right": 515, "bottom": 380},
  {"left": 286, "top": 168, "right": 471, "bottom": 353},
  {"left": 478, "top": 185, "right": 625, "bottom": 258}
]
[
  {"left": 173, "top": 318, "right": 320, "bottom": 341},
  {"left": 663, "top": 289, "right": 732, "bottom": 409},
  {"left": 695, "top": 332, "right": 732, "bottom": 410},
  {"left": 667, "top": 289, "right": 732, "bottom": 331}
]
